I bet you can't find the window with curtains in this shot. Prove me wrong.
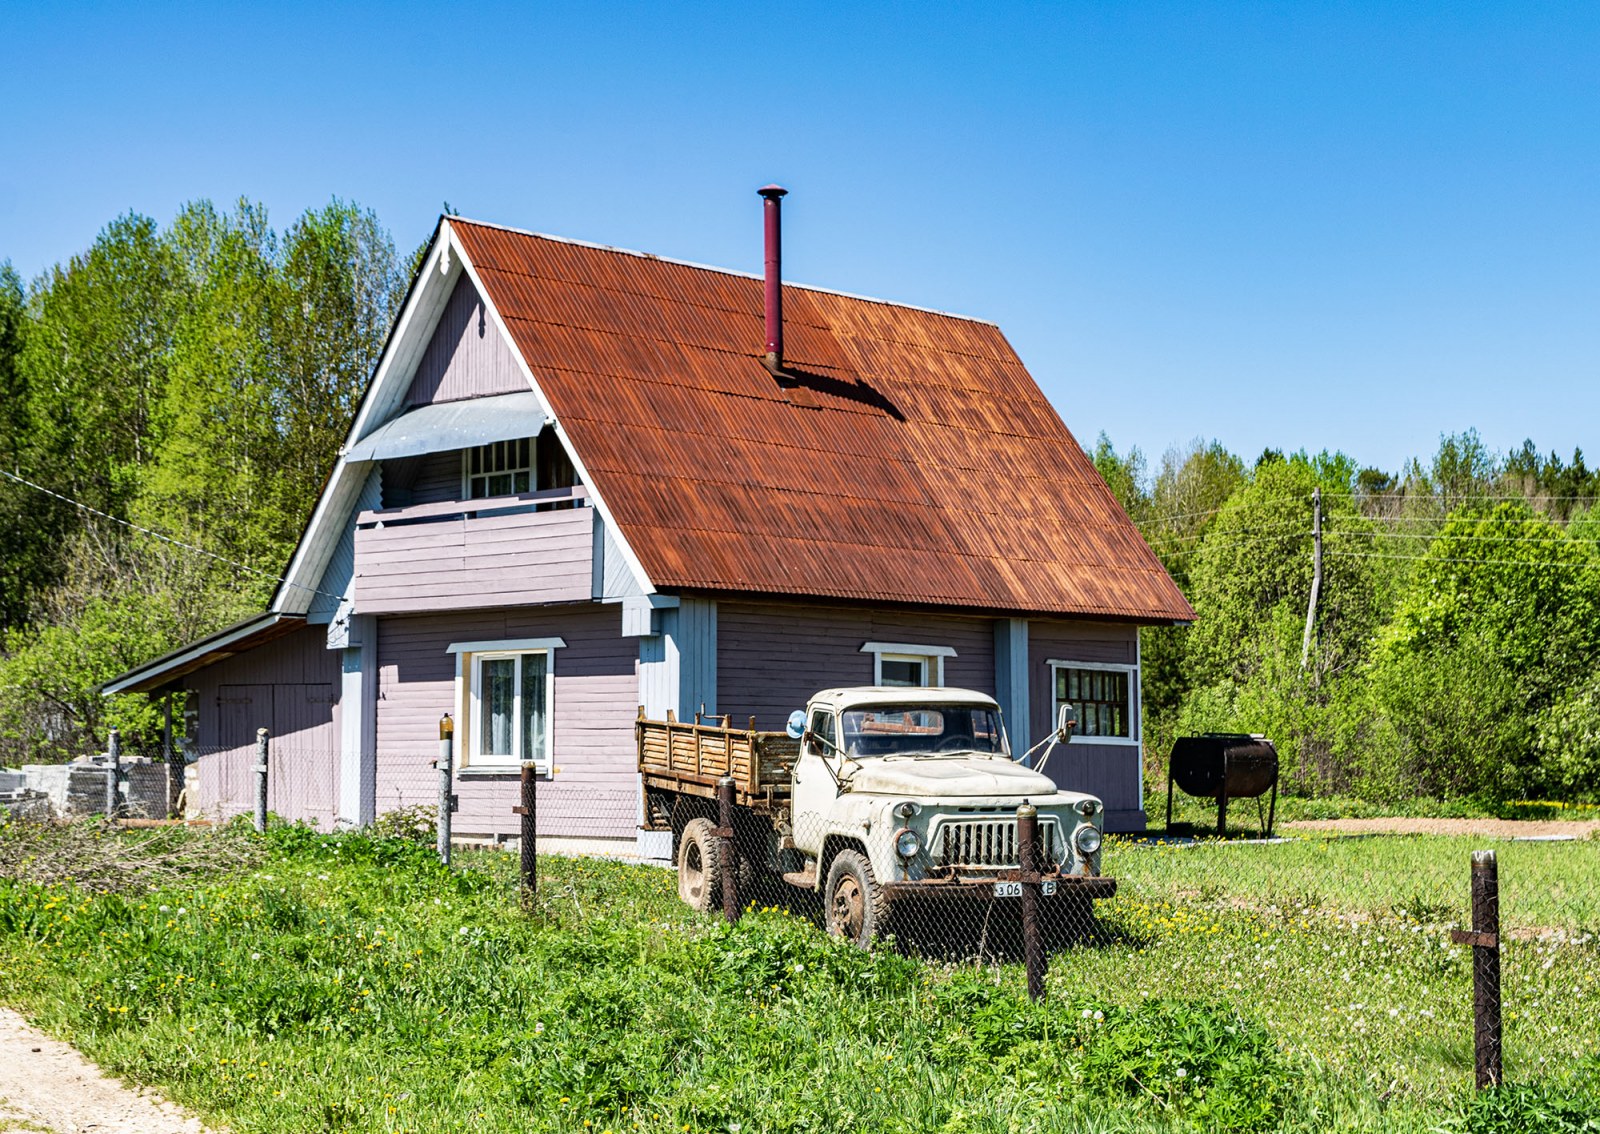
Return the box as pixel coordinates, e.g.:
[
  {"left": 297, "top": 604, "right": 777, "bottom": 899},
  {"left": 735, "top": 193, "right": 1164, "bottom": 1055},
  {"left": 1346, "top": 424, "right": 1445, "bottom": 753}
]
[{"left": 470, "top": 651, "right": 550, "bottom": 769}]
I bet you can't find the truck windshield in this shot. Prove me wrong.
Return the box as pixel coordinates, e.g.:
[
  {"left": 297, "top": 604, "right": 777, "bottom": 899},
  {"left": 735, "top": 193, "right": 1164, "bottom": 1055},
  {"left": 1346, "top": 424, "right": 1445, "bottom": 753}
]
[{"left": 839, "top": 706, "right": 1006, "bottom": 757}]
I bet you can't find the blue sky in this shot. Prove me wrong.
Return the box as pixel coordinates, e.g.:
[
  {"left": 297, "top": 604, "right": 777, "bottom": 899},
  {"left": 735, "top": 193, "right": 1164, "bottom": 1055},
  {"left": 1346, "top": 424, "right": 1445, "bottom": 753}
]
[{"left": 3, "top": 1, "right": 1596, "bottom": 475}]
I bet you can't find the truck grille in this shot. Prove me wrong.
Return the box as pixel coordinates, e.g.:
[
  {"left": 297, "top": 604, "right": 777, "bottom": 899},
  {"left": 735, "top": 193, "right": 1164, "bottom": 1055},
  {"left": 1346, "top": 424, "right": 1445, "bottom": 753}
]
[{"left": 934, "top": 818, "right": 1059, "bottom": 869}]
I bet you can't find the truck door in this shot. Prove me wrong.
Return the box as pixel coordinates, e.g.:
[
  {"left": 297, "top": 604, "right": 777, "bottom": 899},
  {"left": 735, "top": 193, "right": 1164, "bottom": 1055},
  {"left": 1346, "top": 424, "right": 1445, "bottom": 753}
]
[{"left": 791, "top": 707, "right": 839, "bottom": 855}]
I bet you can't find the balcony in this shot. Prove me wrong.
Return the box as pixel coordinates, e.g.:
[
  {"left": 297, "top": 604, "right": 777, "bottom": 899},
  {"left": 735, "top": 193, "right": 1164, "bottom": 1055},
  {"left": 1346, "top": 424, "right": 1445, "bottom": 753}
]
[{"left": 352, "top": 487, "right": 594, "bottom": 614}]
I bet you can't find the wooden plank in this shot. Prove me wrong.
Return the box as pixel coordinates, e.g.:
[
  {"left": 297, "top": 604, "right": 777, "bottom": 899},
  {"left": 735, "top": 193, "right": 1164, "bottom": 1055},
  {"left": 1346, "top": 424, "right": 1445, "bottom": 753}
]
[{"left": 357, "top": 486, "right": 589, "bottom": 525}]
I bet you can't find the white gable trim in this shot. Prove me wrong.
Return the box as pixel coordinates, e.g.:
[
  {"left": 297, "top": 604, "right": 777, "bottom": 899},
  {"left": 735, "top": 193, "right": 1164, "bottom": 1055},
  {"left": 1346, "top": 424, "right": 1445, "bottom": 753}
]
[
  {"left": 271, "top": 219, "right": 656, "bottom": 615},
  {"left": 449, "top": 221, "right": 656, "bottom": 598}
]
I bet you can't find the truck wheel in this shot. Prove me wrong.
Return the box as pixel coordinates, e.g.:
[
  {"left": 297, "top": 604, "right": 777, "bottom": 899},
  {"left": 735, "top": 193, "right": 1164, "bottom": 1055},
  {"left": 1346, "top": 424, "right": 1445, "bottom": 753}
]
[
  {"left": 825, "top": 849, "right": 888, "bottom": 948},
  {"left": 677, "top": 817, "right": 723, "bottom": 913}
]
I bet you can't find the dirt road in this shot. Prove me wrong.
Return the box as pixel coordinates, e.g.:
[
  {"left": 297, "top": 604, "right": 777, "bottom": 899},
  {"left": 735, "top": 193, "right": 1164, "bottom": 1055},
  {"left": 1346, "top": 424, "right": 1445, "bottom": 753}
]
[
  {"left": 1282, "top": 816, "right": 1600, "bottom": 839},
  {"left": 0, "top": 1008, "right": 213, "bottom": 1134}
]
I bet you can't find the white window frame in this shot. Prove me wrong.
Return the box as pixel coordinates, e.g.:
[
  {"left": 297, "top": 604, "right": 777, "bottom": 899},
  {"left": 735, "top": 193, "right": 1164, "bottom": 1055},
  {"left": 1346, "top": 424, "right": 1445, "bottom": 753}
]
[
  {"left": 447, "top": 637, "right": 565, "bottom": 772},
  {"left": 1046, "top": 658, "right": 1140, "bottom": 747},
  {"left": 860, "top": 641, "right": 957, "bottom": 687}
]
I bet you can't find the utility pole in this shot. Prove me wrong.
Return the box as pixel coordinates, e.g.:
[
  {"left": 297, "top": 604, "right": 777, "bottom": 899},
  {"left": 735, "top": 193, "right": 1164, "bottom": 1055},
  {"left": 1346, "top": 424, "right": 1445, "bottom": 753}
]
[{"left": 1300, "top": 486, "right": 1323, "bottom": 672}]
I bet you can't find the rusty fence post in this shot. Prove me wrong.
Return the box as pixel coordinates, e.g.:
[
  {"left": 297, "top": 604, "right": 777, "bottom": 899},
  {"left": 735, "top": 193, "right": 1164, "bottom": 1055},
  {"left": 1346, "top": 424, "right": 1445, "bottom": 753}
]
[
  {"left": 512, "top": 762, "right": 539, "bottom": 903},
  {"left": 1017, "top": 801, "right": 1046, "bottom": 1001},
  {"left": 716, "top": 775, "right": 739, "bottom": 924},
  {"left": 253, "top": 728, "right": 269, "bottom": 833},
  {"left": 104, "top": 728, "right": 122, "bottom": 820},
  {"left": 1452, "top": 850, "right": 1502, "bottom": 1089},
  {"left": 435, "top": 714, "right": 454, "bottom": 866}
]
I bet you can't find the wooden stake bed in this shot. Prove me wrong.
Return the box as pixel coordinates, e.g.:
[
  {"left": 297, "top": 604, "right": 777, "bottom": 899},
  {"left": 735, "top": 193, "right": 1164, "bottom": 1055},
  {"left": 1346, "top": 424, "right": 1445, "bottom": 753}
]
[{"left": 637, "top": 707, "right": 798, "bottom": 812}]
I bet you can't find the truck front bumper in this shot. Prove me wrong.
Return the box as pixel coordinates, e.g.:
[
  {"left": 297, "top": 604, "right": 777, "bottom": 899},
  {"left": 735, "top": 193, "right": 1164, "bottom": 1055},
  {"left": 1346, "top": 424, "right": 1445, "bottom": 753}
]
[{"left": 880, "top": 873, "right": 1117, "bottom": 902}]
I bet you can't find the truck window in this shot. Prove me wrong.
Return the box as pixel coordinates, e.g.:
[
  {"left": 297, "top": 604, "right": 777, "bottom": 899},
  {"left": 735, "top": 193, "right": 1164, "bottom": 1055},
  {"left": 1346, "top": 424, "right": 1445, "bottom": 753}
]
[
  {"left": 840, "top": 705, "right": 1007, "bottom": 757},
  {"left": 807, "top": 709, "right": 839, "bottom": 755}
]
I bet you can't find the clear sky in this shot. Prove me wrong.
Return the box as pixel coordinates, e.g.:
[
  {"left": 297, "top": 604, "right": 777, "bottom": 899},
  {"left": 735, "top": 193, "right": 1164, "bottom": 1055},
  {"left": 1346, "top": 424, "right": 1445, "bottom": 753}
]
[{"left": 3, "top": 1, "right": 1596, "bottom": 476}]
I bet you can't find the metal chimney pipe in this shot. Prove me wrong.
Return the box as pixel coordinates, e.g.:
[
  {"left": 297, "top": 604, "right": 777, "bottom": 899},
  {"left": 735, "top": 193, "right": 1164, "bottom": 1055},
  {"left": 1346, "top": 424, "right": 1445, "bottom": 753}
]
[{"left": 758, "top": 184, "right": 787, "bottom": 373}]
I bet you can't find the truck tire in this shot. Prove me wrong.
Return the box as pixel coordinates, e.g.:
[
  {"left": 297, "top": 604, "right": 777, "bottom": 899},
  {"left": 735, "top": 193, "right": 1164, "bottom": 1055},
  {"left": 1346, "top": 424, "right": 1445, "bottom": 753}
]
[
  {"left": 825, "top": 849, "right": 889, "bottom": 948},
  {"left": 677, "top": 817, "right": 723, "bottom": 913}
]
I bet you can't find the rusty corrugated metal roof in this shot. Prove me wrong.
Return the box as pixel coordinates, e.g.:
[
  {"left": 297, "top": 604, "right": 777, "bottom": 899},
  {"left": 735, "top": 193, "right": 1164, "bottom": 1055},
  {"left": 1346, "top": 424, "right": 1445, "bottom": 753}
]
[{"left": 451, "top": 220, "right": 1193, "bottom": 622}]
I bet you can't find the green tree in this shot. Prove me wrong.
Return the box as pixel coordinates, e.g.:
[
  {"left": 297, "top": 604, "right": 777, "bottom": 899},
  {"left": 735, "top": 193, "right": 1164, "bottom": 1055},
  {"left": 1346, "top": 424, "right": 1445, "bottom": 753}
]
[
  {"left": 1175, "top": 455, "right": 1379, "bottom": 791},
  {"left": 1371, "top": 501, "right": 1600, "bottom": 798}
]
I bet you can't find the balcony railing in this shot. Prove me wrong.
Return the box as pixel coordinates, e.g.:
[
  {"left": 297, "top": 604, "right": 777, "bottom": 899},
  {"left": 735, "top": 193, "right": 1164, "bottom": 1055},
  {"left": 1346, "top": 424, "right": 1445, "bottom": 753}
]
[{"left": 352, "top": 487, "right": 594, "bottom": 614}]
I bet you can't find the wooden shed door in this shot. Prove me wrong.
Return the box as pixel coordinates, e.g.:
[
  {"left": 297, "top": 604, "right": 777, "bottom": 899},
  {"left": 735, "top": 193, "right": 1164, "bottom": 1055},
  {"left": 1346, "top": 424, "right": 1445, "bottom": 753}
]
[{"left": 217, "top": 685, "right": 273, "bottom": 751}]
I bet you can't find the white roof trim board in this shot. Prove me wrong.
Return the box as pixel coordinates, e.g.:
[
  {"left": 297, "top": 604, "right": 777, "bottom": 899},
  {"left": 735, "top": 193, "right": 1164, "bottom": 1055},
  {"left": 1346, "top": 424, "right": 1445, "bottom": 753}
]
[
  {"left": 342, "top": 391, "right": 549, "bottom": 462},
  {"left": 101, "top": 613, "right": 295, "bottom": 694}
]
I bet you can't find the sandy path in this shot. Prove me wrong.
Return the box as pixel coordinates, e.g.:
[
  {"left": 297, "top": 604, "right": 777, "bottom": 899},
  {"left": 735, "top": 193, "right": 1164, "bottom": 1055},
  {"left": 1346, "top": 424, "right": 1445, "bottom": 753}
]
[
  {"left": 0, "top": 1008, "right": 214, "bottom": 1134},
  {"left": 1282, "top": 816, "right": 1600, "bottom": 839}
]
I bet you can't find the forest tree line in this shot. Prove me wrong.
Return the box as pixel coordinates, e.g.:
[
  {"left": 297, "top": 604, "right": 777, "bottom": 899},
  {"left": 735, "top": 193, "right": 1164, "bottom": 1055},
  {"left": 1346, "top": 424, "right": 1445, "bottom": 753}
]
[
  {"left": 1097, "top": 432, "right": 1600, "bottom": 803},
  {"left": 2, "top": 201, "right": 1597, "bottom": 804}
]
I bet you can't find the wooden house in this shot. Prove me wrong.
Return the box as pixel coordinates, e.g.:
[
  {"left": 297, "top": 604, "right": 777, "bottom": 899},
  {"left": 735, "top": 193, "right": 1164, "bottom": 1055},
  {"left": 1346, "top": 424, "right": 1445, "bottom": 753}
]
[{"left": 105, "top": 193, "right": 1193, "bottom": 848}]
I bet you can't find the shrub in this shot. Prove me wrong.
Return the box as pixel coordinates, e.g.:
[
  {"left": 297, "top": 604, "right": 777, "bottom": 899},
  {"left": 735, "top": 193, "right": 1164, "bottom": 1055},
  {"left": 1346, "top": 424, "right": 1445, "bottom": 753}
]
[
  {"left": 1076, "top": 999, "right": 1290, "bottom": 1133},
  {"left": 1463, "top": 1080, "right": 1600, "bottom": 1134}
]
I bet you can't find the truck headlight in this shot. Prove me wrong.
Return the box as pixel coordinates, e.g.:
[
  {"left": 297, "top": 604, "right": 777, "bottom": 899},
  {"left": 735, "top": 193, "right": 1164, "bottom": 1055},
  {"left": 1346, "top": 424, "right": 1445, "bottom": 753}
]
[
  {"left": 1074, "top": 825, "right": 1102, "bottom": 855},
  {"left": 894, "top": 828, "right": 921, "bottom": 858}
]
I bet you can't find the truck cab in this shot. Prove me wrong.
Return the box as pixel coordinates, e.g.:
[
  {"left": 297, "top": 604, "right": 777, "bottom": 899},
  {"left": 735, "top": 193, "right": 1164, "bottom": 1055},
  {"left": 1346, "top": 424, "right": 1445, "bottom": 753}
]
[{"left": 786, "top": 687, "right": 1113, "bottom": 943}]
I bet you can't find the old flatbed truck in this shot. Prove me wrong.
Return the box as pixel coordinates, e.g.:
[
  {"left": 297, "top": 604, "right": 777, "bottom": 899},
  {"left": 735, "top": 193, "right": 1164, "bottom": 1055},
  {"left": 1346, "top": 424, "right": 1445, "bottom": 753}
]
[{"left": 638, "top": 686, "right": 1116, "bottom": 946}]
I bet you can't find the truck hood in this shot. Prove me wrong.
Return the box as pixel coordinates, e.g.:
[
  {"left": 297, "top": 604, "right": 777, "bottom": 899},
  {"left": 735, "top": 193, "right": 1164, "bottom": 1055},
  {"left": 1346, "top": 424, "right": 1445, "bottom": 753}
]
[{"left": 840, "top": 755, "right": 1059, "bottom": 799}]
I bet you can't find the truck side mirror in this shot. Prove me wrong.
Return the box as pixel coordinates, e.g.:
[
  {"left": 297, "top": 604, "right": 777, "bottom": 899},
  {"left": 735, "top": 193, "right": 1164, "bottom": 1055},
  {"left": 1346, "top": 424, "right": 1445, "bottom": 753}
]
[
  {"left": 786, "top": 710, "right": 806, "bottom": 739},
  {"left": 1056, "top": 703, "right": 1078, "bottom": 743}
]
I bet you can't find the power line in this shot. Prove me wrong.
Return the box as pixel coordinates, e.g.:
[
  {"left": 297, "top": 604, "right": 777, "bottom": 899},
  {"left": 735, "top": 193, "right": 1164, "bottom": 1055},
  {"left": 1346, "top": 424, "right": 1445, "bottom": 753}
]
[
  {"left": 0, "top": 467, "right": 334, "bottom": 601},
  {"left": 1326, "top": 548, "right": 1600, "bottom": 571}
]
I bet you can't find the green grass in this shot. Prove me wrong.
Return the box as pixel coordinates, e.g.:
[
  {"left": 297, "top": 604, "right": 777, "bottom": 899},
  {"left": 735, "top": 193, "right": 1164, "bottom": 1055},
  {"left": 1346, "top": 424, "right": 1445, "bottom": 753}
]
[{"left": 0, "top": 822, "right": 1596, "bottom": 1133}]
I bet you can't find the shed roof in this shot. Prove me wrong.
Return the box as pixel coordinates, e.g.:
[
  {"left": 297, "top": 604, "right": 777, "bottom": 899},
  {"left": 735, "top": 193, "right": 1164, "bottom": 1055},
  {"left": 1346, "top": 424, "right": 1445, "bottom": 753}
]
[{"left": 451, "top": 220, "right": 1191, "bottom": 622}]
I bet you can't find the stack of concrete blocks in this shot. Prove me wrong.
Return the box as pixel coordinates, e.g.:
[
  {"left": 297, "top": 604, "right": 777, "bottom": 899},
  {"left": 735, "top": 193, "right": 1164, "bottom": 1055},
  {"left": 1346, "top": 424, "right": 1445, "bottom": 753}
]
[
  {"left": 14, "top": 757, "right": 177, "bottom": 819},
  {"left": 0, "top": 769, "right": 50, "bottom": 821}
]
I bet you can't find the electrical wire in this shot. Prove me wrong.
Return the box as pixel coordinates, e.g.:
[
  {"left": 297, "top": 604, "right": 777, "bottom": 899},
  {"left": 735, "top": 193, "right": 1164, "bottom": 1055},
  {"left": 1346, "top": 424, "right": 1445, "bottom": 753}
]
[
  {"left": 1325, "top": 548, "right": 1600, "bottom": 571},
  {"left": 0, "top": 467, "right": 336, "bottom": 601}
]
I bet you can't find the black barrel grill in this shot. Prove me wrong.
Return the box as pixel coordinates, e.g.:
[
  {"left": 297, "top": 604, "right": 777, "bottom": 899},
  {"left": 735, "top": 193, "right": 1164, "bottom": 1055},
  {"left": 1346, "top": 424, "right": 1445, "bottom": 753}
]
[{"left": 1166, "top": 733, "right": 1279, "bottom": 837}]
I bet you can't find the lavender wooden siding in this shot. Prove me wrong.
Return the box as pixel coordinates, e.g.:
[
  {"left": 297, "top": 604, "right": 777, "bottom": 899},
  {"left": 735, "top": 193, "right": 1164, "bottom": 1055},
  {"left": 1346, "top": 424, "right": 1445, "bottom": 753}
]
[
  {"left": 381, "top": 450, "right": 462, "bottom": 508},
  {"left": 183, "top": 628, "right": 341, "bottom": 828},
  {"left": 353, "top": 505, "right": 594, "bottom": 613},
  {"left": 1027, "top": 620, "right": 1143, "bottom": 829},
  {"left": 717, "top": 601, "right": 997, "bottom": 731},
  {"left": 374, "top": 604, "right": 637, "bottom": 838},
  {"left": 405, "top": 274, "right": 527, "bottom": 406}
]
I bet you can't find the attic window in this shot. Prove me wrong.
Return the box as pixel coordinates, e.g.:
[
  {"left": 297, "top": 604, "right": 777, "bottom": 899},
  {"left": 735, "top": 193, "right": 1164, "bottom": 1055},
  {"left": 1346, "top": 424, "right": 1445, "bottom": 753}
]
[{"left": 465, "top": 439, "right": 532, "bottom": 498}]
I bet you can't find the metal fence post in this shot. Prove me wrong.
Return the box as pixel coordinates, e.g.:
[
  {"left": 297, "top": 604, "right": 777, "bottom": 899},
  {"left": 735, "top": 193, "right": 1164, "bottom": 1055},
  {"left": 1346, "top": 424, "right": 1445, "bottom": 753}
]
[
  {"left": 436, "top": 714, "right": 454, "bottom": 866},
  {"left": 1017, "top": 800, "right": 1046, "bottom": 1001},
  {"left": 104, "top": 728, "right": 122, "bottom": 820},
  {"left": 515, "top": 762, "right": 538, "bottom": 902},
  {"left": 254, "top": 728, "right": 269, "bottom": 833},
  {"left": 716, "top": 775, "right": 739, "bottom": 924},
  {"left": 1452, "top": 850, "right": 1502, "bottom": 1089}
]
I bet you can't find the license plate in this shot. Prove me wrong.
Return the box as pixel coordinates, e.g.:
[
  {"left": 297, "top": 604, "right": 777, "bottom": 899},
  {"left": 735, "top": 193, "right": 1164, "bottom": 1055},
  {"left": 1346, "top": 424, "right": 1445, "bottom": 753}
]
[{"left": 992, "top": 881, "right": 1022, "bottom": 898}]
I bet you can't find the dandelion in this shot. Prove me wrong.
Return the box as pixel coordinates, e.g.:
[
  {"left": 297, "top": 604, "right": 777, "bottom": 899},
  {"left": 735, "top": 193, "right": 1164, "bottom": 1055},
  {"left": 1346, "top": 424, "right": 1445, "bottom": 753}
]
[
  {"left": 251, "top": 952, "right": 262, "bottom": 961},
  {"left": 1176, "top": 1067, "right": 1187, "bottom": 1078}
]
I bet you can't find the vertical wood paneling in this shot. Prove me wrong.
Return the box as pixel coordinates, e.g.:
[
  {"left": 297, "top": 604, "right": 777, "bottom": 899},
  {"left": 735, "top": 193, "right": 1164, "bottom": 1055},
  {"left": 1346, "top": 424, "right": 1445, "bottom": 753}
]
[
  {"left": 405, "top": 274, "right": 527, "bottom": 406},
  {"left": 1027, "top": 619, "right": 1142, "bottom": 826},
  {"left": 180, "top": 628, "right": 343, "bottom": 828},
  {"left": 716, "top": 601, "right": 997, "bottom": 731},
  {"left": 374, "top": 605, "right": 637, "bottom": 838}
]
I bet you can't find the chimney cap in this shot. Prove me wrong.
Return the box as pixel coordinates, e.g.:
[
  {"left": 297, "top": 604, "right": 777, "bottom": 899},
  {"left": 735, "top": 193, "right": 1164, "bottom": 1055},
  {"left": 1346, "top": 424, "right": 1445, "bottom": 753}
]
[{"left": 757, "top": 184, "right": 789, "bottom": 199}]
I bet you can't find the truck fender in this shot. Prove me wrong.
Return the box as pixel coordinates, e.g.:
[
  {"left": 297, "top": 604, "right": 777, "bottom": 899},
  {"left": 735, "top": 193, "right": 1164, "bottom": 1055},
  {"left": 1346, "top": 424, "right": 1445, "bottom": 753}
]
[{"left": 818, "top": 834, "right": 868, "bottom": 891}]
